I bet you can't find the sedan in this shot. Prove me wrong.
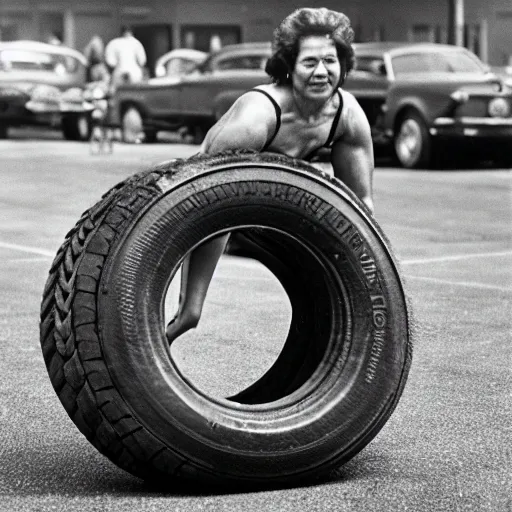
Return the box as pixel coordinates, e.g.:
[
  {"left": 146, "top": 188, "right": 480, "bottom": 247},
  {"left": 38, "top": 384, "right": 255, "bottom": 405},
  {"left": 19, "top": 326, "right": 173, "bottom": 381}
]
[
  {"left": 347, "top": 42, "right": 512, "bottom": 167},
  {"left": 0, "top": 40, "right": 90, "bottom": 140},
  {"left": 110, "top": 42, "right": 271, "bottom": 143}
]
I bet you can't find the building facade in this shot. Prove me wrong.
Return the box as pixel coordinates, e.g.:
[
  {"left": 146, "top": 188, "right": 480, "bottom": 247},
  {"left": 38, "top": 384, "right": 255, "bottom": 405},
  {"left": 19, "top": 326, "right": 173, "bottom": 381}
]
[{"left": 1, "top": 0, "right": 511, "bottom": 71}]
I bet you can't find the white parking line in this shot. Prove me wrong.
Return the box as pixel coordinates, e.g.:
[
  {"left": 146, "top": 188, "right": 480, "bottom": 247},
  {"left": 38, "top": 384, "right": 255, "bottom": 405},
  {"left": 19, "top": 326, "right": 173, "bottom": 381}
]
[
  {"left": 406, "top": 274, "right": 512, "bottom": 292},
  {"left": 0, "top": 241, "right": 55, "bottom": 257},
  {"left": 401, "top": 250, "right": 512, "bottom": 265},
  {"left": 2, "top": 240, "right": 511, "bottom": 296},
  {"left": 6, "top": 257, "right": 53, "bottom": 263}
]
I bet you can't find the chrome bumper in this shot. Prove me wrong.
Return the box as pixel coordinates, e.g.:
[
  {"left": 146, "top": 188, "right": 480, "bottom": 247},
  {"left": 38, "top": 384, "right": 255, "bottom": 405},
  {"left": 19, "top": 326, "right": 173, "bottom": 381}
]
[{"left": 431, "top": 117, "right": 512, "bottom": 137}]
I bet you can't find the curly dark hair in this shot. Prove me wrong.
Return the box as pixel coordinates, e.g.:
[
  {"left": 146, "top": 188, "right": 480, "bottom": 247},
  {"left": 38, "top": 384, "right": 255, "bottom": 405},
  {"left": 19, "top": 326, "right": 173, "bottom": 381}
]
[{"left": 265, "top": 7, "right": 355, "bottom": 87}]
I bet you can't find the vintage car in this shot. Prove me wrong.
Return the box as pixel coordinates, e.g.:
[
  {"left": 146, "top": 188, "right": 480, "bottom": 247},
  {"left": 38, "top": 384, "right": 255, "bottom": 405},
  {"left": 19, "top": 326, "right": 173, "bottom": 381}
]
[
  {"left": 110, "top": 42, "right": 272, "bottom": 143},
  {"left": 154, "top": 48, "right": 208, "bottom": 78},
  {"left": 348, "top": 42, "right": 512, "bottom": 167},
  {"left": 0, "top": 40, "right": 91, "bottom": 140},
  {"left": 491, "top": 65, "right": 512, "bottom": 90},
  {"left": 111, "top": 41, "right": 512, "bottom": 167}
]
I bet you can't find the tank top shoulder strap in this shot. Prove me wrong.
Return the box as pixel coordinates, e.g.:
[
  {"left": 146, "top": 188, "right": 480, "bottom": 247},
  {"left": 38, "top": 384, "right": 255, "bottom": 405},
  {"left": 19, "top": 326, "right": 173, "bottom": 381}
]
[
  {"left": 248, "top": 88, "right": 281, "bottom": 151},
  {"left": 323, "top": 89, "right": 344, "bottom": 147}
]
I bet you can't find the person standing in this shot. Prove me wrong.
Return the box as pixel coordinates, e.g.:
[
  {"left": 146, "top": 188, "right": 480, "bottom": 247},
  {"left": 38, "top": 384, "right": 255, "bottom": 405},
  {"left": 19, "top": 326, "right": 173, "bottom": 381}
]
[{"left": 105, "top": 26, "right": 147, "bottom": 86}]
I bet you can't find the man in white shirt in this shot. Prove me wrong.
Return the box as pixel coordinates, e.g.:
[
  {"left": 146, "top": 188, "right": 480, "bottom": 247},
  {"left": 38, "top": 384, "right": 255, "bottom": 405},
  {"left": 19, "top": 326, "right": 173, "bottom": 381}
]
[{"left": 105, "top": 26, "right": 147, "bottom": 86}]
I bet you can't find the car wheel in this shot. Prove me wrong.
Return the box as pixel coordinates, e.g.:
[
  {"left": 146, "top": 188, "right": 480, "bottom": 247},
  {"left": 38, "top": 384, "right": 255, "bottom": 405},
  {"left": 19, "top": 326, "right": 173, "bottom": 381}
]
[
  {"left": 191, "top": 124, "right": 209, "bottom": 145},
  {"left": 122, "top": 106, "right": 144, "bottom": 143},
  {"left": 77, "top": 115, "right": 91, "bottom": 141},
  {"left": 40, "top": 151, "right": 412, "bottom": 487},
  {"left": 496, "top": 142, "right": 512, "bottom": 168},
  {"left": 62, "top": 114, "right": 91, "bottom": 141},
  {"left": 394, "top": 112, "right": 431, "bottom": 169},
  {"left": 0, "top": 124, "right": 8, "bottom": 139},
  {"left": 144, "top": 129, "right": 158, "bottom": 144}
]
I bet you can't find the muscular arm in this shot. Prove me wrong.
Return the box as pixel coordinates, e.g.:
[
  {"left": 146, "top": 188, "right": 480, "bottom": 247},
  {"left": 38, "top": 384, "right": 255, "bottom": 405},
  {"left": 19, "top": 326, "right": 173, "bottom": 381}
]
[
  {"left": 168, "top": 91, "right": 276, "bottom": 343},
  {"left": 201, "top": 91, "right": 275, "bottom": 154},
  {"left": 331, "top": 91, "right": 375, "bottom": 214}
]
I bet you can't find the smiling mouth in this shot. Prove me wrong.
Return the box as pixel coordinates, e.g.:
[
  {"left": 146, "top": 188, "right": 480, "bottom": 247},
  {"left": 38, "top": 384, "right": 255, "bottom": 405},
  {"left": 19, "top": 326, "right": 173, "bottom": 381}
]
[{"left": 309, "top": 82, "right": 329, "bottom": 89}]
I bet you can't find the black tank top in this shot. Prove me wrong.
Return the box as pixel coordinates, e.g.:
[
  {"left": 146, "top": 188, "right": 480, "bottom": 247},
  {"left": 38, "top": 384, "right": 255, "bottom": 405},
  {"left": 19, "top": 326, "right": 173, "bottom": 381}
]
[{"left": 249, "top": 88, "right": 344, "bottom": 159}]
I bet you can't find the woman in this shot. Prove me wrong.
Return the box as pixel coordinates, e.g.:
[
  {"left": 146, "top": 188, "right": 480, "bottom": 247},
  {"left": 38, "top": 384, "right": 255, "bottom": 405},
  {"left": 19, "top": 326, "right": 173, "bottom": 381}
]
[{"left": 166, "top": 7, "right": 374, "bottom": 344}]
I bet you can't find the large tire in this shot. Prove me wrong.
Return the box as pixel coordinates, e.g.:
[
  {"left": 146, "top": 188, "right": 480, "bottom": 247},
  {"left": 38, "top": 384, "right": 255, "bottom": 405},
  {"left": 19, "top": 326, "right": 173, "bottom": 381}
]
[
  {"left": 394, "top": 111, "right": 431, "bottom": 169},
  {"left": 62, "top": 113, "right": 91, "bottom": 141},
  {"left": 40, "top": 151, "right": 412, "bottom": 487}
]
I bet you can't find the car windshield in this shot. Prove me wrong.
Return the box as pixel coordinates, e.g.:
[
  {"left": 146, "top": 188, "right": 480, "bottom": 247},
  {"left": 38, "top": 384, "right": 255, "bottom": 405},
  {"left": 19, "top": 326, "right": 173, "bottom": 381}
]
[
  {"left": 165, "top": 58, "right": 201, "bottom": 76},
  {"left": 354, "top": 57, "right": 386, "bottom": 75},
  {"left": 391, "top": 51, "right": 484, "bottom": 76},
  {"left": 0, "top": 49, "right": 79, "bottom": 73}
]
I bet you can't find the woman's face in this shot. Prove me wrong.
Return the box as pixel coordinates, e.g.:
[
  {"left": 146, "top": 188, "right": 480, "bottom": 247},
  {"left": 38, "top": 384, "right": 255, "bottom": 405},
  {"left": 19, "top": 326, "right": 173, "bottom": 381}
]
[{"left": 292, "top": 35, "right": 342, "bottom": 101}]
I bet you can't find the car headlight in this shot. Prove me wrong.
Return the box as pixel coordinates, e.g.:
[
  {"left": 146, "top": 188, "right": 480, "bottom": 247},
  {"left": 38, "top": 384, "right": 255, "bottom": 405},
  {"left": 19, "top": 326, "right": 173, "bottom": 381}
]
[
  {"left": 92, "top": 87, "right": 105, "bottom": 100},
  {"left": 450, "top": 90, "right": 469, "bottom": 103},
  {"left": 83, "top": 85, "right": 107, "bottom": 101},
  {"left": 30, "top": 84, "right": 61, "bottom": 102},
  {"left": 488, "top": 97, "right": 511, "bottom": 118},
  {"left": 82, "top": 88, "right": 93, "bottom": 101}
]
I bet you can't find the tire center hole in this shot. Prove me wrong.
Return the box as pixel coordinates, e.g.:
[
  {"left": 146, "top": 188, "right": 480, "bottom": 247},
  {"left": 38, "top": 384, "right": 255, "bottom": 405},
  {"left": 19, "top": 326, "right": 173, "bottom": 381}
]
[{"left": 165, "top": 246, "right": 292, "bottom": 401}]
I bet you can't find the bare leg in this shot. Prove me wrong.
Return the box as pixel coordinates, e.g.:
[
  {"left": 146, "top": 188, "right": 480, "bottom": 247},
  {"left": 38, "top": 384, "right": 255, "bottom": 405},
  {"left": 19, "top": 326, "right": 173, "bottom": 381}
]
[{"left": 166, "top": 233, "right": 230, "bottom": 344}]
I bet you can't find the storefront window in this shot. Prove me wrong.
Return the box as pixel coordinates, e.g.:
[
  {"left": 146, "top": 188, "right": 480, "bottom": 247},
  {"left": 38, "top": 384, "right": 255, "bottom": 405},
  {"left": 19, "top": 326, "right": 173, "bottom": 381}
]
[{"left": 180, "top": 25, "right": 240, "bottom": 53}]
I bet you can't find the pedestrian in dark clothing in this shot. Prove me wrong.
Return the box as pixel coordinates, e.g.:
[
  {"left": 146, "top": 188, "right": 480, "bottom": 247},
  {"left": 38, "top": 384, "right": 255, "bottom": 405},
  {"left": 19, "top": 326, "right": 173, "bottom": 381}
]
[{"left": 84, "top": 35, "right": 110, "bottom": 83}]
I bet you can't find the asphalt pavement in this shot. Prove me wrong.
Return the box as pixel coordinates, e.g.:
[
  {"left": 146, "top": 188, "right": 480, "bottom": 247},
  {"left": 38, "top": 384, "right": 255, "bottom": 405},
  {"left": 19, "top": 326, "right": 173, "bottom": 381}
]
[{"left": 0, "top": 129, "right": 511, "bottom": 511}]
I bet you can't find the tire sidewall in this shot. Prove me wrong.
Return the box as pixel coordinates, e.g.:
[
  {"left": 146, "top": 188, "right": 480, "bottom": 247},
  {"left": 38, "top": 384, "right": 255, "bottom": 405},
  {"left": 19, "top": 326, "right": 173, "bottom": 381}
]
[{"left": 98, "top": 161, "right": 409, "bottom": 480}]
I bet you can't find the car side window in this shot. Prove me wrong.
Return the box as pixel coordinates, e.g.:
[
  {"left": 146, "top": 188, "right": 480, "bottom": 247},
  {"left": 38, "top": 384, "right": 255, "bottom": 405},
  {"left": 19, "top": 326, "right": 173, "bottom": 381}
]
[
  {"left": 354, "top": 57, "right": 386, "bottom": 76},
  {"left": 392, "top": 53, "right": 449, "bottom": 75},
  {"left": 0, "top": 50, "right": 53, "bottom": 71},
  {"left": 392, "top": 52, "right": 484, "bottom": 76},
  {"left": 0, "top": 50, "right": 80, "bottom": 74},
  {"left": 216, "top": 55, "right": 265, "bottom": 71},
  {"left": 442, "top": 52, "right": 484, "bottom": 73},
  {"left": 165, "top": 58, "right": 198, "bottom": 76}
]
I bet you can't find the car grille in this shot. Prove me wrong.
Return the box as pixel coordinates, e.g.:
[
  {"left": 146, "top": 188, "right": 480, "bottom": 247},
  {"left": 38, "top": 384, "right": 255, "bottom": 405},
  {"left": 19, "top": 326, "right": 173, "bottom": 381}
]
[
  {"left": 455, "top": 98, "right": 491, "bottom": 117},
  {"left": 456, "top": 97, "right": 511, "bottom": 118}
]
